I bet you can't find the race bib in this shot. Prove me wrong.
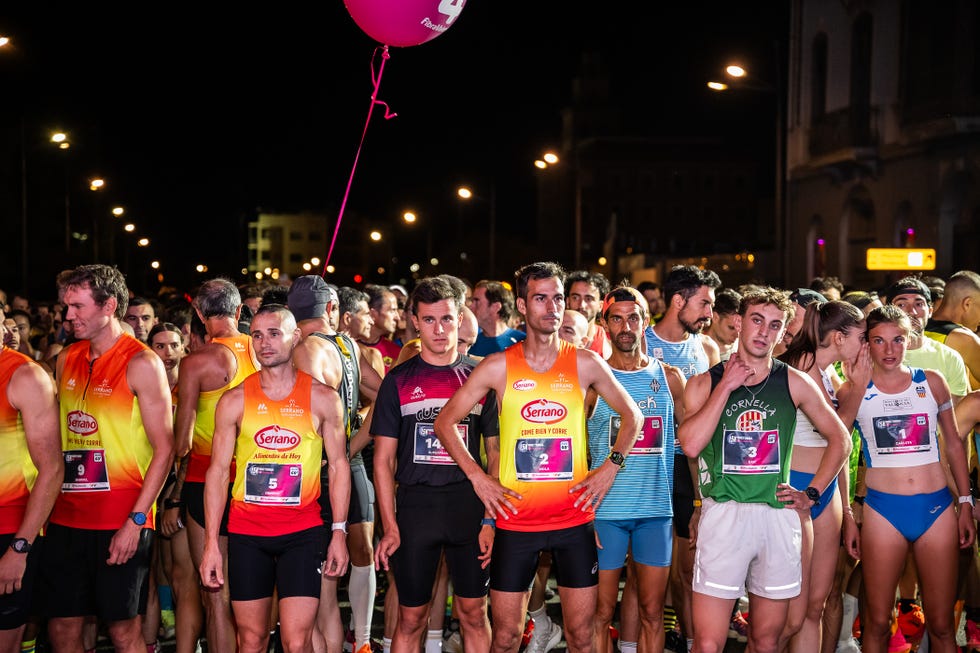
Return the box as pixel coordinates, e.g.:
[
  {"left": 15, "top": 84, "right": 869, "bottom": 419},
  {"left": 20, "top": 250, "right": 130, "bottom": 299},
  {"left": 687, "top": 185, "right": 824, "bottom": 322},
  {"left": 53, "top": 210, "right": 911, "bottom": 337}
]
[
  {"left": 608, "top": 415, "right": 663, "bottom": 455},
  {"left": 872, "top": 413, "right": 931, "bottom": 454},
  {"left": 515, "top": 437, "right": 573, "bottom": 481},
  {"left": 722, "top": 429, "right": 780, "bottom": 474},
  {"left": 414, "top": 423, "right": 468, "bottom": 465},
  {"left": 63, "top": 449, "right": 110, "bottom": 491},
  {"left": 244, "top": 463, "right": 302, "bottom": 505}
]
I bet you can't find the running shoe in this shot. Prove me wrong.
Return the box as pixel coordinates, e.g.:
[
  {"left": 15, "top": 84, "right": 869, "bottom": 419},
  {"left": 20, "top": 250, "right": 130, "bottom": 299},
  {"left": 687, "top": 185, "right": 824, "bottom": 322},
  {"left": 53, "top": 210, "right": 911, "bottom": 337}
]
[
  {"left": 835, "top": 636, "right": 861, "bottom": 653},
  {"left": 526, "top": 621, "right": 562, "bottom": 653}
]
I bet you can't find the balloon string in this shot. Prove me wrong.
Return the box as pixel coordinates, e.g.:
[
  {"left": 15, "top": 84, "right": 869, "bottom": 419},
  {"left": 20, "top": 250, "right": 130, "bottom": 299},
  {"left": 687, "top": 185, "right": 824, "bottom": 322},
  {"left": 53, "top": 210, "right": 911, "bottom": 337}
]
[{"left": 322, "top": 45, "right": 398, "bottom": 276}]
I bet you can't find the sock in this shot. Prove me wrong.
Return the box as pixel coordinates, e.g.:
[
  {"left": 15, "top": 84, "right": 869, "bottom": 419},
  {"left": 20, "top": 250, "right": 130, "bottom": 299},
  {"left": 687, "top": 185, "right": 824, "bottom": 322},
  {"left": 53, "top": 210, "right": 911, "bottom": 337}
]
[
  {"left": 529, "top": 603, "right": 549, "bottom": 627},
  {"left": 686, "top": 637, "right": 694, "bottom": 652},
  {"left": 840, "top": 593, "right": 859, "bottom": 642},
  {"left": 663, "top": 605, "right": 678, "bottom": 631},
  {"left": 424, "top": 630, "right": 442, "bottom": 653},
  {"left": 618, "top": 642, "right": 637, "bottom": 653},
  {"left": 20, "top": 638, "right": 36, "bottom": 653},
  {"left": 383, "top": 637, "right": 392, "bottom": 653},
  {"left": 349, "top": 563, "right": 377, "bottom": 647},
  {"left": 157, "top": 585, "right": 174, "bottom": 611}
]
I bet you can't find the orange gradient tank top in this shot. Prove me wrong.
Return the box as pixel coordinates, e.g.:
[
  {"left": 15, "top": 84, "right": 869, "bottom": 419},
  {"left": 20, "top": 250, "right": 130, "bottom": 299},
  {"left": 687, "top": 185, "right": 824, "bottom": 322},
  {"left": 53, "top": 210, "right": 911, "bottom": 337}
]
[
  {"left": 54, "top": 335, "right": 156, "bottom": 530},
  {"left": 498, "top": 340, "right": 590, "bottom": 532},
  {"left": 229, "top": 371, "right": 323, "bottom": 536}
]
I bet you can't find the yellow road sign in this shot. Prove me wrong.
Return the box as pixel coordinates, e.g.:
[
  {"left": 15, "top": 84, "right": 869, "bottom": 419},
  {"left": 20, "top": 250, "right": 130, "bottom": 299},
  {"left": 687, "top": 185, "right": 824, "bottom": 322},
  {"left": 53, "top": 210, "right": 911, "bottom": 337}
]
[{"left": 866, "top": 248, "right": 936, "bottom": 271}]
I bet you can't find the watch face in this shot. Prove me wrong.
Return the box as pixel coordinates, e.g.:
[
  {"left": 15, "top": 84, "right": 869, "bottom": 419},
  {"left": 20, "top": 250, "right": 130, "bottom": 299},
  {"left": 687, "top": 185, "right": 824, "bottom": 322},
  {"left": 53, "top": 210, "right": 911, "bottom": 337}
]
[
  {"left": 131, "top": 512, "right": 147, "bottom": 526},
  {"left": 609, "top": 451, "right": 625, "bottom": 466},
  {"left": 805, "top": 487, "right": 820, "bottom": 504},
  {"left": 10, "top": 538, "right": 30, "bottom": 553}
]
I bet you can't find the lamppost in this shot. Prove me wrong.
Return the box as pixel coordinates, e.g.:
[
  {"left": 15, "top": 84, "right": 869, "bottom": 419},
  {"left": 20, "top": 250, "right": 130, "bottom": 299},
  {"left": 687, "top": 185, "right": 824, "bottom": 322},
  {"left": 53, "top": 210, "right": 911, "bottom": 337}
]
[
  {"left": 88, "top": 177, "right": 105, "bottom": 260},
  {"left": 456, "top": 184, "right": 496, "bottom": 278},
  {"left": 50, "top": 132, "right": 72, "bottom": 254},
  {"left": 534, "top": 150, "right": 580, "bottom": 268},
  {"left": 708, "top": 51, "right": 786, "bottom": 285}
]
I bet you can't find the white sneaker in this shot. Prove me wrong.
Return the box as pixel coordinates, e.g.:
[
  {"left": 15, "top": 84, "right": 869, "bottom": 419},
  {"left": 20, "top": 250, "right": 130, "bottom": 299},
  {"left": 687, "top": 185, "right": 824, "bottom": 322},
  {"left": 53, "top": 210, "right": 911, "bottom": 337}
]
[
  {"left": 835, "top": 637, "right": 861, "bottom": 653},
  {"left": 527, "top": 621, "right": 562, "bottom": 653}
]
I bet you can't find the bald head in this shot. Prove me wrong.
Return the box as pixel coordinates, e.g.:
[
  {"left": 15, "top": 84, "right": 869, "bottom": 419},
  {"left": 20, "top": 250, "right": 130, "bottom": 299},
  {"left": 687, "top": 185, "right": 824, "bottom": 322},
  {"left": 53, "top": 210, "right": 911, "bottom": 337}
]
[
  {"left": 457, "top": 305, "right": 479, "bottom": 355},
  {"left": 560, "top": 310, "right": 590, "bottom": 349}
]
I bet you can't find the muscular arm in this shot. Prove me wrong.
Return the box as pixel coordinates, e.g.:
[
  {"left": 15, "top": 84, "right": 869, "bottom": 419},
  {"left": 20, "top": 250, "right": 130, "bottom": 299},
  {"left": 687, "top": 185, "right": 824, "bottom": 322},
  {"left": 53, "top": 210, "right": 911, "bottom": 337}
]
[
  {"left": 315, "top": 383, "right": 350, "bottom": 576},
  {"left": 109, "top": 351, "right": 175, "bottom": 565},
  {"left": 199, "top": 386, "right": 241, "bottom": 587},
  {"left": 927, "top": 370, "right": 976, "bottom": 548},
  {"left": 0, "top": 361, "right": 63, "bottom": 592},
  {"left": 679, "top": 357, "right": 746, "bottom": 458},
  {"left": 174, "top": 354, "right": 205, "bottom": 458},
  {"left": 433, "top": 353, "right": 521, "bottom": 518},
  {"left": 789, "top": 367, "right": 851, "bottom": 495},
  {"left": 372, "top": 435, "right": 399, "bottom": 570}
]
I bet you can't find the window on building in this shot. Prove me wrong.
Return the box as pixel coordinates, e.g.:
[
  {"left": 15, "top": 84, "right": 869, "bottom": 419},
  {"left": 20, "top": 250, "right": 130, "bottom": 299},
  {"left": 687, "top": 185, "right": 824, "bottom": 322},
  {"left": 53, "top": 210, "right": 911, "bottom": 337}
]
[{"left": 289, "top": 231, "right": 303, "bottom": 241}]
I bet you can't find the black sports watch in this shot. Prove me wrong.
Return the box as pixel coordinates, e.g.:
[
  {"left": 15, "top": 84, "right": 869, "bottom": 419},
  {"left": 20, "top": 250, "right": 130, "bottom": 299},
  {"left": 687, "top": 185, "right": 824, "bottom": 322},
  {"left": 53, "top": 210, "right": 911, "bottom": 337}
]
[
  {"left": 607, "top": 451, "right": 626, "bottom": 469},
  {"left": 129, "top": 512, "right": 148, "bottom": 526},
  {"left": 9, "top": 538, "right": 30, "bottom": 554},
  {"left": 804, "top": 486, "right": 821, "bottom": 506}
]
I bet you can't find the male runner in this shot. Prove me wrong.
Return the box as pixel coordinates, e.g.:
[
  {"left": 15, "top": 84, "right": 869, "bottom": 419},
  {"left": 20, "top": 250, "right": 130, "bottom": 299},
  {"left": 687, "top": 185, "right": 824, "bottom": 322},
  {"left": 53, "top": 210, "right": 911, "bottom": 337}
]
[{"left": 434, "top": 261, "right": 642, "bottom": 653}]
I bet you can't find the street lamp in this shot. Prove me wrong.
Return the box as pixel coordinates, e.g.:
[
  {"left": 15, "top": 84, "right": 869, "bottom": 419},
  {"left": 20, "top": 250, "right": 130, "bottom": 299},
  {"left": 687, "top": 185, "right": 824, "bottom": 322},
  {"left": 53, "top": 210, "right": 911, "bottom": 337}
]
[
  {"left": 707, "top": 56, "right": 786, "bottom": 285},
  {"left": 50, "top": 132, "right": 72, "bottom": 253},
  {"left": 456, "top": 184, "right": 497, "bottom": 277}
]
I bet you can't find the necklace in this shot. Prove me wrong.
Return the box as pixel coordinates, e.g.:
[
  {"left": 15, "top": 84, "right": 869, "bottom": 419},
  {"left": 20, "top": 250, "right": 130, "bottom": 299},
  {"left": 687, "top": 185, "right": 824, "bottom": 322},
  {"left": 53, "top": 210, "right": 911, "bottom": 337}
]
[{"left": 743, "top": 367, "right": 772, "bottom": 402}]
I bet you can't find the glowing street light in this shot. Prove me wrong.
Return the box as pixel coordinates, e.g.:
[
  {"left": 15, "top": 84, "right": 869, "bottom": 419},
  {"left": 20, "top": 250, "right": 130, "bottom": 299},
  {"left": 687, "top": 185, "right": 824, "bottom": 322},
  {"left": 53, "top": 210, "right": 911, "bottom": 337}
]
[
  {"left": 124, "top": 223, "right": 135, "bottom": 232},
  {"left": 533, "top": 151, "right": 560, "bottom": 169},
  {"left": 89, "top": 178, "right": 105, "bottom": 191},
  {"left": 112, "top": 206, "right": 125, "bottom": 217},
  {"left": 137, "top": 238, "right": 149, "bottom": 247},
  {"left": 402, "top": 211, "right": 416, "bottom": 224},
  {"left": 370, "top": 230, "right": 382, "bottom": 242}
]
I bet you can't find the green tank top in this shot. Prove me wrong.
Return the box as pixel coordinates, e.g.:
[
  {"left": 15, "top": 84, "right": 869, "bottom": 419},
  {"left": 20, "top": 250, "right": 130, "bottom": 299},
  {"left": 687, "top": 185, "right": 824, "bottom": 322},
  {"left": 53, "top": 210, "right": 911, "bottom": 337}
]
[{"left": 700, "top": 359, "right": 797, "bottom": 507}]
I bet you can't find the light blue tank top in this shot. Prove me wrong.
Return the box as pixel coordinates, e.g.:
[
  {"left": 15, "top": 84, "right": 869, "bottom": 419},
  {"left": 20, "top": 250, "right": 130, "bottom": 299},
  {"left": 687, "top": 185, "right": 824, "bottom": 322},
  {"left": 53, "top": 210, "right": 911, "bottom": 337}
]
[
  {"left": 587, "top": 358, "right": 675, "bottom": 519},
  {"left": 645, "top": 325, "right": 709, "bottom": 455}
]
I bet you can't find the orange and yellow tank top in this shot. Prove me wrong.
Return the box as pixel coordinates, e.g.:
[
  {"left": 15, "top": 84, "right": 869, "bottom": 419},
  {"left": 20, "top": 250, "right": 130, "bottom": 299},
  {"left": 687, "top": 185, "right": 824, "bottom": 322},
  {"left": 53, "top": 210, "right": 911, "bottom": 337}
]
[
  {"left": 187, "top": 334, "right": 259, "bottom": 483},
  {"left": 230, "top": 371, "right": 323, "bottom": 536},
  {"left": 0, "top": 348, "right": 39, "bottom": 533},
  {"left": 498, "top": 340, "right": 590, "bottom": 532},
  {"left": 54, "top": 334, "right": 155, "bottom": 530}
]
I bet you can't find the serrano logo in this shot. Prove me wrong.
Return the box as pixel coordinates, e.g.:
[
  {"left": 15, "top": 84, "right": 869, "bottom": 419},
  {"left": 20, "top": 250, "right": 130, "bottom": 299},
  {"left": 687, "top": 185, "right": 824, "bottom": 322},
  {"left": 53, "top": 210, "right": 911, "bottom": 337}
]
[
  {"left": 67, "top": 410, "right": 98, "bottom": 436},
  {"left": 521, "top": 399, "right": 567, "bottom": 424},
  {"left": 512, "top": 379, "right": 536, "bottom": 391},
  {"left": 254, "top": 425, "right": 301, "bottom": 450}
]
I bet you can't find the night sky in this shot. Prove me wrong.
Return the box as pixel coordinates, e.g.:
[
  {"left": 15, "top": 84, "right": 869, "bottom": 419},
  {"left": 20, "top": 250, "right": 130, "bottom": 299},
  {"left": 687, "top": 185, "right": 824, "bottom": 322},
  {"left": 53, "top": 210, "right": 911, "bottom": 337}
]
[{"left": 1, "top": 3, "right": 788, "bottom": 297}]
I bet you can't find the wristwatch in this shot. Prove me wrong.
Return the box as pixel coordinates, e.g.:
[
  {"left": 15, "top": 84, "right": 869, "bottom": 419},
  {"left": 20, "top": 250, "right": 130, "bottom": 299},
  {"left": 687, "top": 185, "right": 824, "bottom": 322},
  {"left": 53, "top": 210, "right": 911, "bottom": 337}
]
[
  {"left": 607, "top": 451, "right": 626, "bottom": 469},
  {"left": 9, "top": 538, "right": 30, "bottom": 554},
  {"left": 129, "top": 511, "right": 148, "bottom": 526},
  {"left": 804, "top": 487, "right": 821, "bottom": 506}
]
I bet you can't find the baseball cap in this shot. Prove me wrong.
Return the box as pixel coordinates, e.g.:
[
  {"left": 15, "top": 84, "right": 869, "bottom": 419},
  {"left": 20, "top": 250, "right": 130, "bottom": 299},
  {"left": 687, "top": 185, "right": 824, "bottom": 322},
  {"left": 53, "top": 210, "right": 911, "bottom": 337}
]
[
  {"left": 885, "top": 277, "right": 931, "bottom": 304},
  {"left": 288, "top": 275, "right": 338, "bottom": 322},
  {"left": 789, "top": 288, "right": 826, "bottom": 308}
]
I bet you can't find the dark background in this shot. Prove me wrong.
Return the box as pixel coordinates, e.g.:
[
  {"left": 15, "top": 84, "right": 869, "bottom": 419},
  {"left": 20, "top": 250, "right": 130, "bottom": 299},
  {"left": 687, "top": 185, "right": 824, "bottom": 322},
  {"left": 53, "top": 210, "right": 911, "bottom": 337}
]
[{"left": 0, "top": 3, "right": 788, "bottom": 299}]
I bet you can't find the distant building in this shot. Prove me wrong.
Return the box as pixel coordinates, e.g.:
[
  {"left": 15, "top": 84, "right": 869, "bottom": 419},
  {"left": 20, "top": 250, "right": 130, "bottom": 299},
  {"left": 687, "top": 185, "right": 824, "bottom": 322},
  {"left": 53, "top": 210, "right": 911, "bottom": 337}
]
[
  {"left": 787, "top": 0, "right": 980, "bottom": 290},
  {"left": 248, "top": 212, "right": 329, "bottom": 279}
]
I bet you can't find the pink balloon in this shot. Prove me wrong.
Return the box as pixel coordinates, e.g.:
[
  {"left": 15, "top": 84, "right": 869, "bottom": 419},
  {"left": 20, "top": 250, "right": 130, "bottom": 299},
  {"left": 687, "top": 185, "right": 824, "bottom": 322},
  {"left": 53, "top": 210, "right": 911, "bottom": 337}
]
[{"left": 343, "top": 0, "right": 467, "bottom": 47}]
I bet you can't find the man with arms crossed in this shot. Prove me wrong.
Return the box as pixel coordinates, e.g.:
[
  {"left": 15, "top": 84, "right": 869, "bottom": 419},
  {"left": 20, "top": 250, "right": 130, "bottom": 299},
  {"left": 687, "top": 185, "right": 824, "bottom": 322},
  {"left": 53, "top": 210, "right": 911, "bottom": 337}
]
[
  {"left": 373, "top": 276, "right": 498, "bottom": 653},
  {"left": 200, "top": 305, "right": 350, "bottom": 653},
  {"left": 0, "top": 311, "right": 62, "bottom": 653},
  {"left": 434, "top": 261, "right": 642, "bottom": 653},
  {"left": 678, "top": 287, "right": 851, "bottom": 653},
  {"left": 41, "top": 265, "right": 175, "bottom": 653}
]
